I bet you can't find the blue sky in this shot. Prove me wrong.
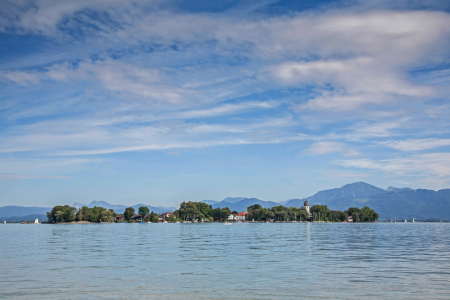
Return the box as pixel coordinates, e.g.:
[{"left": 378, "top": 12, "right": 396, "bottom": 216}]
[{"left": 1, "top": 0, "right": 450, "bottom": 207}]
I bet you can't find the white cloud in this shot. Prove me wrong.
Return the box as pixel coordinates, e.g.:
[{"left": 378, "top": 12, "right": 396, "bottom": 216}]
[
  {"left": 303, "top": 141, "right": 360, "bottom": 156},
  {"left": 336, "top": 153, "right": 450, "bottom": 178},
  {"left": 379, "top": 138, "right": 450, "bottom": 151},
  {"left": 0, "top": 71, "right": 41, "bottom": 86},
  {"left": 0, "top": 173, "right": 73, "bottom": 180}
]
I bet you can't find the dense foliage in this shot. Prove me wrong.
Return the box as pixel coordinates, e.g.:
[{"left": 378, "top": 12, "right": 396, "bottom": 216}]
[
  {"left": 46, "top": 202, "right": 379, "bottom": 223},
  {"left": 345, "top": 206, "right": 379, "bottom": 222},
  {"left": 124, "top": 207, "right": 135, "bottom": 221},
  {"left": 76, "top": 206, "right": 116, "bottom": 222},
  {"left": 47, "top": 205, "right": 77, "bottom": 223},
  {"left": 176, "top": 201, "right": 230, "bottom": 221},
  {"left": 138, "top": 206, "right": 150, "bottom": 218},
  {"left": 309, "top": 204, "right": 348, "bottom": 222},
  {"left": 246, "top": 204, "right": 310, "bottom": 221}
]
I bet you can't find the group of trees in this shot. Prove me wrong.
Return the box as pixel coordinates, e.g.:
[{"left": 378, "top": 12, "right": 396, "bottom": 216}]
[
  {"left": 47, "top": 203, "right": 379, "bottom": 223},
  {"left": 246, "top": 204, "right": 310, "bottom": 222},
  {"left": 175, "top": 201, "right": 230, "bottom": 221},
  {"left": 75, "top": 206, "right": 116, "bottom": 222},
  {"left": 309, "top": 204, "right": 347, "bottom": 222},
  {"left": 47, "top": 205, "right": 157, "bottom": 223},
  {"left": 345, "top": 206, "right": 379, "bottom": 222},
  {"left": 47, "top": 205, "right": 77, "bottom": 223}
]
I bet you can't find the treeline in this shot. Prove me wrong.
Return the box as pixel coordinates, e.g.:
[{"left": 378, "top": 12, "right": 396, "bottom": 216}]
[
  {"left": 47, "top": 205, "right": 168, "bottom": 223},
  {"left": 346, "top": 206, "right": 379, "bottom": 222},
  {"left": 175, "top": 201, "right": 229, "bottom": 221},
  {"left": 46, "top": 202, "right": 379, "bottom": 223},
  {"left": 47, "top": 205, "right": 116, "bottom": 223},
  {"left": 247, "top": 204, "right": 310, "bottom": 221}
]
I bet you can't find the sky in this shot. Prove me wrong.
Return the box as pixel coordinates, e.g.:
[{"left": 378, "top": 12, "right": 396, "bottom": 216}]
[{"left": 1, "top": 0, "right": 450, "bottom": 207}]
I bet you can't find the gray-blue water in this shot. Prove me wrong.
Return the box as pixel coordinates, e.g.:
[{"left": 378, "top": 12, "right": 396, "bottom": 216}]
[{"left": 1, "top": 222, "right": 449, "bottom": 299}]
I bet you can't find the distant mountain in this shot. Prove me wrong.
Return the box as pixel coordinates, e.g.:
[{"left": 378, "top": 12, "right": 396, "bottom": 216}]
[
  {"left": 73, "top": 201, "right": 177, "bottom": 214},
  {"left": 307, "top": 182, "right": 387, "bottom": 206},
  {"left": 207, "top": 182, "right": 450, "bottom": 220},
  {"left": 3, "top": 214, "right": 47, "bottom": 221},
  {"left": 73, "top": 202, "right": 87, "bottom": 209},
  {"left": 0, "top": 206, "right": 51, "bottom": 218},
  {"left": 360, "top": 189, "right": 450, "bottom": 220},
  {"left": 211, "top": 198, "right": 280, "bottom": 212},
  {"left": 2, "top": 182, "right": 450, "bottom": 220},
  {"left": 386, "top": 186, "right": 413, "bottom": 193},
  {"left": 278, "top": 199, "right": 293, "bottom": 205},
  {"left": 201, "top": 200, "right": 219, "bottom": 205},
  {"left": 221, "top": 197, "right": 246, "bottom": 204},
  {"left": 284, "top": 198, "right": 307, "bottom": 207}
]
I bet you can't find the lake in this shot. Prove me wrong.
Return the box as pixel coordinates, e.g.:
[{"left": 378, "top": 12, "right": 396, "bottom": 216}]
[{"left": 1, "top": 222, "right": 449, "bottom": 299}]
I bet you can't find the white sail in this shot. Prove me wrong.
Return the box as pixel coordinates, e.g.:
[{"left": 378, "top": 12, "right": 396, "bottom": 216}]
[{"left": 35, "top": 218, "right": 39, "bottom": 224}]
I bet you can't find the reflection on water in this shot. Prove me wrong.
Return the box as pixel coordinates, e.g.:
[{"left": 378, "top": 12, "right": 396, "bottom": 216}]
[{"left": 1, "top": 223, "right": 449, "bottom": 299}]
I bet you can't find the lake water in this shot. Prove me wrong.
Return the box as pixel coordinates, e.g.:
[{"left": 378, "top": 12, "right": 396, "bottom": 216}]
[{"left": 1, "top": 222, "right": 449, "bottom": 299}]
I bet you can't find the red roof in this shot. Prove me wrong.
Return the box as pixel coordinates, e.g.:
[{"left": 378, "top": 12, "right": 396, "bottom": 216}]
[{"left": 236, "top": 212, "right": 246, "bottom": 216}]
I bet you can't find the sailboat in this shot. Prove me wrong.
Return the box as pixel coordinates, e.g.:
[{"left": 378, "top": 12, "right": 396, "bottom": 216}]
[
  {"left": 34, "top": 218, "right": 40, "bottom": 224},
  {"left": 3, "top": 220, "right": 5, "bottom": 224}
]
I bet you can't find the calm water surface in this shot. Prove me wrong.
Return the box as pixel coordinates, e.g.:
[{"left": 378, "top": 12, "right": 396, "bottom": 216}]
[{"left": 1, "top": 222, "right": 449, "bottom": 299}]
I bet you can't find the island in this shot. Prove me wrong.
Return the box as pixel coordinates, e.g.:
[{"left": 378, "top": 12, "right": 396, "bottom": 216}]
[{"left": 46, "top": 200, "right": 379, "bottom": 223}]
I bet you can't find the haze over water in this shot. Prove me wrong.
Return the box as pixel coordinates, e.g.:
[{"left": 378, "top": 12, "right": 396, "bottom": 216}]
[{"left": 1, "top": 223, "right": 449, "bottom": 299}]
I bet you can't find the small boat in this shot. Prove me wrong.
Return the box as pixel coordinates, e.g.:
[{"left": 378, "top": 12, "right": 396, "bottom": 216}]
[
  {"left": 147, "top": 222, "right": 152, "bottom": 223},
  {"left": 404, "top": 220, "right": 407, "bottom": 223},
  {"left": 139, "top": 221, "right": 145, "bottom": 224},
  {"left": 223, "top": 222, "right": 232, "bottom": 225},
  {"left": 35, "top": 218, "right": 40, "bottom": 224},
  {"left": 3, "top": 220, "right": 5, "bottom": 224}
]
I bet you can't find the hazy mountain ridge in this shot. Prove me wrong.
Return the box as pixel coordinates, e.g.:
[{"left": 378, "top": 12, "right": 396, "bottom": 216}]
[
  {"left": 0, "top": 206, "right": 51, "bottom": 218},
  {"left": 2, "top": 183, "right": 450, "bottom": 220},
  {"left": 386, "top": 186, "right": 414, "bottom": 193},
  {"left": 3, "top": 214, "right": 47, "bottom": 221}
]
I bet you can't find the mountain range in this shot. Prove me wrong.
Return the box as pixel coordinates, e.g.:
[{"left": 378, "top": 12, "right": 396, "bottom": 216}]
[
  {"left": 2, "top": 182, "right": 450, "bottom": 220},
  {"left": 0, "top": 201, "right": 177, "bottom": 221},
  {"left": 202, "top": 182, "right": 450, "bottom": 220}
]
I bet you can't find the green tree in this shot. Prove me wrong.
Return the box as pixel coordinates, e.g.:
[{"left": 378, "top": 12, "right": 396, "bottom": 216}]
[
  {"left": 311, "top": 204, "right": 329, "bottom": 221},
  {"left": 138, "top": 206, "right": 150, "bottom": 219},
  {"left": 47, "top": 205, "right": 76, "bottom": 223},
  {"left": 124, "top": 207, "right": 135, "bottom": 221},
  {"left": 150, "top": 214, "right": 159, "bottom": 223},
  {"left": 352, "top": 212, "right": 360, "bottom": 222}
]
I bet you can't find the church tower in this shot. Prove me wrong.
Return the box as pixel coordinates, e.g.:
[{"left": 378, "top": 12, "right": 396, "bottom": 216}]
[{"left": 304, "top": 200, "right": 310, "bottom": 214}]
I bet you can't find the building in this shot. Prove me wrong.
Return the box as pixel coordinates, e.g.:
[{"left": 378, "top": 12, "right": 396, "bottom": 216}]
[
  {"left": 303, "top": 200, "right": 313, "bottom": 221},
  {"left": 161, "top": 212, "right": 173, "bottom": 219},
  {"left": 304, "top": 200, "right": 310, "bottom": 214},
  {"left": 235, "top": 212, "right": 246, "bottom": 221},
  {"left": 227, "top": 214, "right": 235, "bottom": 221}
]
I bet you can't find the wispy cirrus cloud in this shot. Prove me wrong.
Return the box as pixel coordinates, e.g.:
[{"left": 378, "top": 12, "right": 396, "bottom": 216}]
[
  {"left": 336, "top": 153, "right": 450, "bottom": 178},
  {"left": 303, "top": 141, "right": 360, "bottom": 157},
  {"left": 378, "top": 138, "right": 450, "bottom": 151},
  {"left": 0, "top": 173, "right": 73, "bottom": 180}
]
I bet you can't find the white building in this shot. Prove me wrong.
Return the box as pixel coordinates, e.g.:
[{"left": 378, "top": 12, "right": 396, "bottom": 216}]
[
  {"left": 227, "top": 214, "right": 235, "bottom": 221},
  {"left": 235, "top": 214, "right": 245, "bottom": 221},
  {"left": 304, "top": 200, "right": 310, "bottom": 214}
]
